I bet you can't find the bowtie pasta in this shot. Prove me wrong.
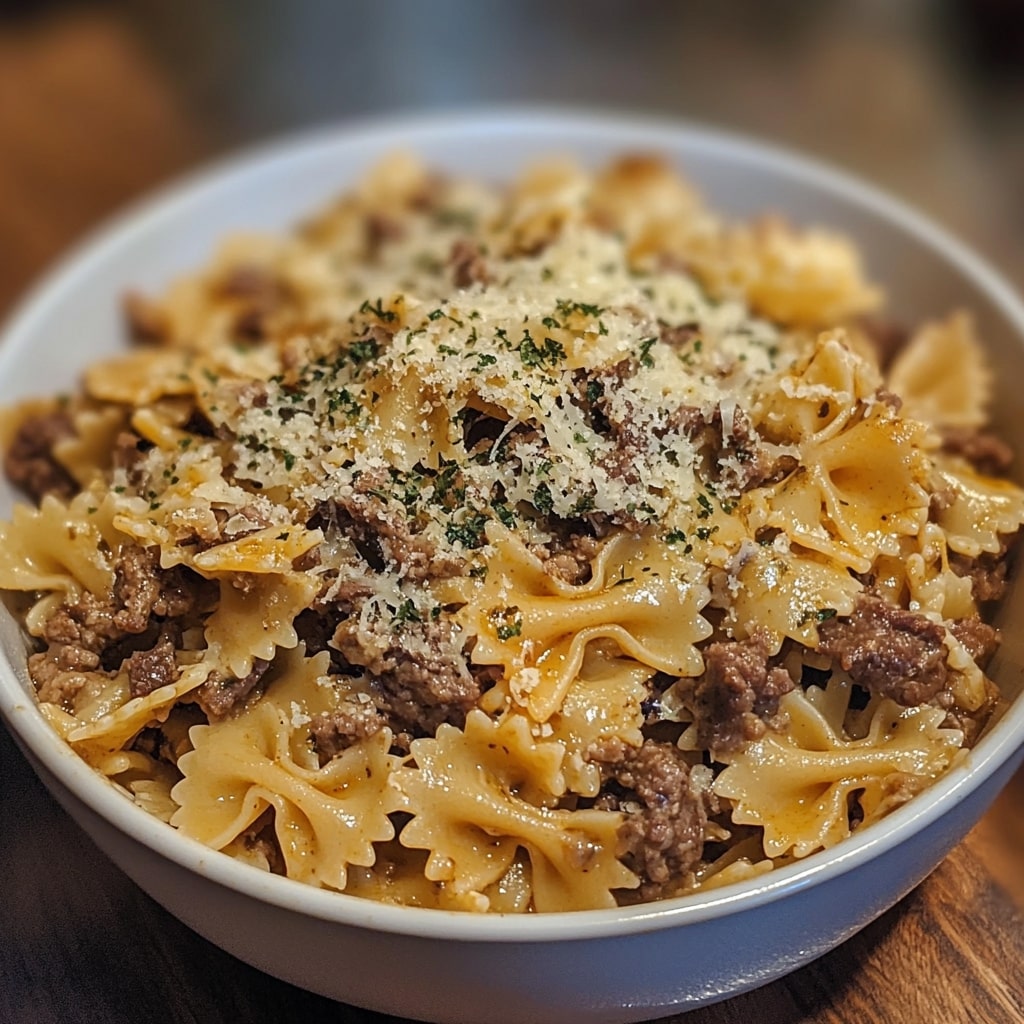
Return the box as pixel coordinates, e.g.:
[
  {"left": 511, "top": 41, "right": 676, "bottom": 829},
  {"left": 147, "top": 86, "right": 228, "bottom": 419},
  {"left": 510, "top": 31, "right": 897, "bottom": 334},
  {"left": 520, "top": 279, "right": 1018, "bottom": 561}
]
[{"left": 2, "top": 153, "right": 1021, "bottom": 912}]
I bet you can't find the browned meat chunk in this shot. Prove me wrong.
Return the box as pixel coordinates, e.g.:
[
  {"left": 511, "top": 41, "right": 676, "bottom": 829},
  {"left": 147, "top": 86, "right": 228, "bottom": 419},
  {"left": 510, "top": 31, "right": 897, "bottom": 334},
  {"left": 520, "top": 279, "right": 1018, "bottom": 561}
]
[
  {"left": 948, "top": 616, "right": 1000, "bottom": 667},
  {"left": 542, "top": 533, "right": 599, "bottom": 585},
  {"left": 42, "top": 589, "right": 121, "bottom": 653},
  {"left": 214, "top": 264, "right": 292, "bottom": 340},
  {"left": 816, "top": 594, "right": 948, "bottom": 706},
  {"left": 692, "top": 630, "right": 794, "bottom": 754},
  {"left": 949, "top": 550, "right": 1009, "bottom": 604},
  {"left": 365, "top": 213, "right": 405, "bottom": 258},
  {"left": 659, "top": 321, "right": 700, "bottom": 349},
  {"left": 593, "top": 738, "right": 708, "bottom": 899},
  {"left": 196, "top": 658, "right": 271, "bottom": 718},
  {"left": 309, "top": 704, "right": 386, "bottom": 761},
  {"left": 450, "top": 238, "right": 489, "bottom": 288},
  {"left": 114, "top": 546, "right": 199, "bottom": 633},
  {"left": 111, "top": 430, "right": 152, "bottom": 489},
  {"left": 126, "top": 632, "right": 178, "bottom": 697},
  {"left": 4, "top": 410, "right": 77, "bottom": 501},
  {"left": 596, "top": 406, "right": 649, "bottom": 488},
  {"left": 941, "top": 427, "right": 1014, "bottom": 476},
  {"left": 858, "top": 316, "right": 909, "bottom": 370},
  {"left": 668, "top": 403, "right": 794, "bottom": 494},
  {"left": 31, "top": 545, "right": 208, "bottom": 700},
  {"left": 328, "top": 477, "right": 465, "bottom": 582},
  {"left": 333, "top": 617, "right": 478, "bottom": 737},
  {"left": 29, "top": 646, "right": 98, "bottom": 704}
]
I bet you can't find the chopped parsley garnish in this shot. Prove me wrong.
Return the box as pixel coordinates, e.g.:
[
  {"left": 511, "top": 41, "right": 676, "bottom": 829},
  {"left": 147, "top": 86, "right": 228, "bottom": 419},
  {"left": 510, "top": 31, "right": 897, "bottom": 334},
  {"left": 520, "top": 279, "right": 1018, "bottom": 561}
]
[
  {"left": 348, "top": 337, "right": 381, "bottom": 365},
  {"left": 533, "top": 482, "right": 554, "bottom": 515},
  {"left": 519, "top": 330, "right": 566, "bottom": 369},
  {"left": 556, "top": 299, "right": 605, "bottom": 318},
  {"left": 492, "top": 500, "right": 517, "bottom": 528},
  {"left": 394, "top": 599, "right": 422, "bottom": 626},
  {"left": 490, "top": 606, "right": 523, "bottom": 641},
  {"left": 637, "top": 337, "right": 657, "bottom": 368},
  {"left": 359, "top": 298, "right": 396, "bottom": 322},
  {"left": 445, "top": 510, "right": 489, "bottom": 549},
  {"left": 570, "top": 493, "right": 596, "bottom": 517}
]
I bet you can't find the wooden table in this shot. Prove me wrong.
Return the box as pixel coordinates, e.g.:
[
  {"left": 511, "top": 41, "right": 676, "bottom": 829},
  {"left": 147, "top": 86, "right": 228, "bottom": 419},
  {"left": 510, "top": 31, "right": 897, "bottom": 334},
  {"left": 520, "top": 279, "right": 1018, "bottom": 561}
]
[{"left": 1, "top": 11, "right": 1022, "bottom": 1024}]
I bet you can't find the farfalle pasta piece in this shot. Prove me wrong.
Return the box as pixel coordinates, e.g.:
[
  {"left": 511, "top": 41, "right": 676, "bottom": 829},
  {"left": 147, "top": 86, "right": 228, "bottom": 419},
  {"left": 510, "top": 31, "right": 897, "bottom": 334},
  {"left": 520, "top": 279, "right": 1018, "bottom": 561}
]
[
  {"left": 204, "top": 572, "right": 321, "bottom": 679},
  {"left": 888, "top": 312, "right": 991, "bottom": 430},
  {"left": 54, "top": 405, "right": 128, "bottom": 486},
  {"left": 870, "top": 523, "right": 977, "bottom": 621},
  {"left": 344, "top": 842, "right": 533, "bottom": 914},
  {"left": 931, "top": 454, "right": 1024, "bottom": 559},
  {"left": 547, "top": 644, "right": 651, "bottom": 797},
  {"left": 685, "top": 219, "right": 882, "bottom": 327},
  {"left": 84, "top": 347, "right": 196, "bottom": 406},
  {"left": 391, "top": 709, "right": 637, "bottom": 911},
  {"left": 190, "top": 525, "right": 323, "bottom": 575},
  {"left": 713, "top": 687, "right": 964, "bottom": 858},
  {"left": 43, "top": 661, "right": 213, "bottom": 768},
  {"left": 362, "top": 371, "right": 459, "bottom": 473},
  {"left": 755, "top": 329, "right": 884, "bottom": 444},
  {"left": 172, "top": 649, "right": 397, "bottom": 890},
  {"left": 762, "top": 412, "right": 930, "bottom": 572},
  {"left": 722, "top": 541, "right": 863, "bottom": 648},
  {"left": 0, "top": 489, "right": 125, "bottom": 597},
  {"left": 459, "top": 524, "right": 711, "bottom": 722}
]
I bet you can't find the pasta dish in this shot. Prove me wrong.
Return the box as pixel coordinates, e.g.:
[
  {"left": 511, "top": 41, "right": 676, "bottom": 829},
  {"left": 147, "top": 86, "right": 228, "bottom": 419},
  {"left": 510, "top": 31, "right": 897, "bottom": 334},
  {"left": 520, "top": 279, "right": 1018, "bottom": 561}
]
[{"left": 2, "top": 154, "right": 1021, "bottom": 912}]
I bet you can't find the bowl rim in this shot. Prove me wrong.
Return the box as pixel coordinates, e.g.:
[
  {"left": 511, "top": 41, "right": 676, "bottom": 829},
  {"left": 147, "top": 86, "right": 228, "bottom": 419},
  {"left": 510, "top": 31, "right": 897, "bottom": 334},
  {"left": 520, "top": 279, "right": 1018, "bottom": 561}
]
[{"left": 2, "top": 105, "right": 1023, "bottom": 944}]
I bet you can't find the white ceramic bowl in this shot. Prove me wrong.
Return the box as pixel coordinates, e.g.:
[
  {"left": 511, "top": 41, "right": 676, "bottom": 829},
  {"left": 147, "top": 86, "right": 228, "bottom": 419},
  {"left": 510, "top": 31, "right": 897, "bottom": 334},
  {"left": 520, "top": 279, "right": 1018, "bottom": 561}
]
[{"left": 2, "top": 110, "right": 1023, "bottom": 1024}]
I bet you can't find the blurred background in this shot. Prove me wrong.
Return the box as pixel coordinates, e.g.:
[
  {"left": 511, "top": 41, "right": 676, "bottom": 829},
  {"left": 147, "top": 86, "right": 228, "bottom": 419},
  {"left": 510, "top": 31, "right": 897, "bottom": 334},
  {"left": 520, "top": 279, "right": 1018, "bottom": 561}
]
[{"left": 1, "top": 0, "right": 1023, "bottom": 318}]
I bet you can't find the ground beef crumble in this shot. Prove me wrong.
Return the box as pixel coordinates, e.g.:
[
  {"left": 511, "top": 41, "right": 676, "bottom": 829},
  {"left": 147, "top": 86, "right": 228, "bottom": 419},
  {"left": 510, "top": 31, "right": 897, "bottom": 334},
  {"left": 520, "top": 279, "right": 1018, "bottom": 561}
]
[
  {"left": 4, "top": 409, "right": 77, "bottom": 501},
  {"left": 126, "top": 629, "right": 179, "bottom": 698},
  {"left": 213, "top": 264, "right": 293, "bottom": 341},
  {"left": 947, "top": 616, "right": 1000, "bottom": 666},
  {"left": 112, "top": 430, "right": 152, "bottom": 489},
  {"left": 591, "top": 737, "right": 710, "bottom": 899},
  {"left": 941, "top": 426, "right": 1014, "bottom": 476},
  {"left": 114, "top": 546, "right": 198, "bottom": 633},
  {"left": 333, "top": 616, "right": 479, "bottom": 740},
  {"left": 28, "top": 544, "right": 210, "bottom": 701},
  {"left": 449, "top": 238, "right": 490, "bottom": 288},
  {"left": 689, "top": 630, "right": 795, "bottom": 755},
  {"left": 950, "top": 551, "right": 1010, "bottom": 604},
  {"left": 123, "top": 291, "right": 170, "bottom": 344},
  {"left": 541, "top": 532, "right": 599, "bottom": 585},
  {"left": 816, "top": 594, "right": 948, "bottom": 706},
  {"left": 309, "top": 704, "right": 386, "bottom": 762},
  {"left": 667, "top": 403, "right": 795, "bottom": 494},
  {"left": 195, "top": 658, "right": 271, "bottom": 718},
  {"left": 325, "top": 474, "right": 466, "bottom": 583}
]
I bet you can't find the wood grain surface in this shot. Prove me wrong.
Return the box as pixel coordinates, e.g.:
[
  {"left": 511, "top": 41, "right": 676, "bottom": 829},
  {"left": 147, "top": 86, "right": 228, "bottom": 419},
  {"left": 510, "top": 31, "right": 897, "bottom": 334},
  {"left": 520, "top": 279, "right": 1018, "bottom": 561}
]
[{"left": 0, "top": 11, "right": 1021, "bottom": 1024}]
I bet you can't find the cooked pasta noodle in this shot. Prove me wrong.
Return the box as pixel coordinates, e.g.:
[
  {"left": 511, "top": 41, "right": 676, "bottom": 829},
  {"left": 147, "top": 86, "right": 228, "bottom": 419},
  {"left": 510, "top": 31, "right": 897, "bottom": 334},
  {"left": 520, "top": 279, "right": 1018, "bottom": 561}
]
[{"left": 1, "top": 153, "right": 1021, "bottom": 912}]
